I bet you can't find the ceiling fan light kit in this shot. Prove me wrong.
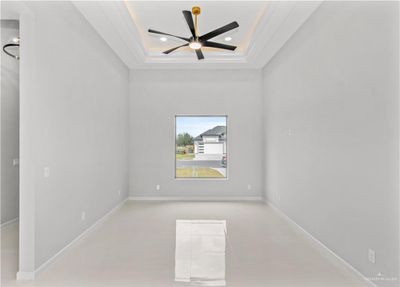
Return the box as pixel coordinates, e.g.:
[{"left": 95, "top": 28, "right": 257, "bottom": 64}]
[
  {"left": 148, "top": 6, "right": 239, "bottom": 60},
  {"left": 189, "top": 42, "right": 202, "bottom": 50}
]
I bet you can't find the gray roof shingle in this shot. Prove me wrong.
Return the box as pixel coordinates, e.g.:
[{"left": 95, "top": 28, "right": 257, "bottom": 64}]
[{"left": 194, "top": 126, "right": 226, "bottom": 141}]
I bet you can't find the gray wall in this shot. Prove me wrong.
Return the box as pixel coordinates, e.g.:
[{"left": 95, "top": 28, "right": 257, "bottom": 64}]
[
  {"left": 1, "top": 20, "right": 19, "bottom": 224},
  {"left": 262, "top": 1, "right": 399, "bottom": 286},
  {"left": 17, "top": 2, "right": 129, "bottom": 270},
  {"left": 129, "top": 70, "right": 263, "bottom": 199}
]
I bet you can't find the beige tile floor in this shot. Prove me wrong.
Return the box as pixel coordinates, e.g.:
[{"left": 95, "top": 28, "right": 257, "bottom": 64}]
[{"left": 1, "top": 201, "right": 369, "bottom": 287}]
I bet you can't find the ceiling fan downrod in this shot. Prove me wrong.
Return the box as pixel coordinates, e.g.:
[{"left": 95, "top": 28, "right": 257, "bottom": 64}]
[{"left": 192, "top": 6, "right": 201, "bottom": 38}]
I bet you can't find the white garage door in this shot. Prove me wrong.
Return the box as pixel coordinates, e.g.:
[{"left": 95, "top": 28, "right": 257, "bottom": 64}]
[{"left": 204, "top": 143, "right": 224, "bottom": 154}]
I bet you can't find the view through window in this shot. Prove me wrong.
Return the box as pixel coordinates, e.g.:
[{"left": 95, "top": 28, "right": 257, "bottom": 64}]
[{"left": 175, "top": 116, "right": 227, "bottom": 178}]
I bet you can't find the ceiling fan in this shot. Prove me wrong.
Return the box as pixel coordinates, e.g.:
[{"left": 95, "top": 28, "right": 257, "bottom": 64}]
[{"left": 148, "top": 6, "right": 239, "bottom": 60}]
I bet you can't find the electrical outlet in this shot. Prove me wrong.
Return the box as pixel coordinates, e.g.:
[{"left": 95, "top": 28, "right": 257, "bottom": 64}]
[
  {"left": 156, "top": 184, "right": 160, "bottom": 191},
  {"left": 12, "top": 158, "right": 19, "bottom": 166},
  {"left": 368, "top": 249, "right": 375, "bottom": 263},
  {"left": 44, "top": 167, "right": 50, "bottom": 178},
  {"left": 247, "top": 184, "right": 252, "bottom": 190},
  {"left": 117, "top": 189, "right": 121, "bottom": 196},
  {"left": 81, "top": 212, "right": 86, "bottom": 221},
  {"left": 288, "top": 128, "right": 294, "bottom": 136}
]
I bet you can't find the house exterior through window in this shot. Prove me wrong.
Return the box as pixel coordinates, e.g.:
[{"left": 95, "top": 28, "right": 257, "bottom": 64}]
[
  {"left": 194, "top": 126, "right": 227, "bottom": 160},
  {"left": 175, "top": 116, "right": 227, "bottom": 179}
]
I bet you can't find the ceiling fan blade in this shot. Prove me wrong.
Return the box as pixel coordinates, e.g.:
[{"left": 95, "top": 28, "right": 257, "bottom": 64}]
[
  {"left": 199, "top": 21, "right": 239, "bottom": 41},
  {"left": 182, "top": 10, "right": 196, "bottom": 38},
  {"left": 148, "top": 29, "right": 189, "bottom": 42},
  {"left": 163, "top": 43, "right": 189, "bottom": 54},
  {"left": 203, "top": 41, "right": 237, "bottom": 51},
  {"left": 195, "top": 49, "right": 204, "bottom": 60}
]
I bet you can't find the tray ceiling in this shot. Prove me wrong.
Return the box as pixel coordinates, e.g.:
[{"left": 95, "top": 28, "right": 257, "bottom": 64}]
[{"left": 72, "top": 1, "right": 322, "bottom": 69}]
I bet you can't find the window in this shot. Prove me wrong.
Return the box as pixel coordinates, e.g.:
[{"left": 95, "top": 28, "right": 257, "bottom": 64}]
[{"left": 175, "top": 116, "right": 227, "bottom": 179}]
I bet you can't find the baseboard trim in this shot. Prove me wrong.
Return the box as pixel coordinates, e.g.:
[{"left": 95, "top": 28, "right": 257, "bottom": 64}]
[
  {"left": 264, "top": 200, "right": 377, "bottom": 287},
  {"left": 16, "top": 271, "right": 35, "bottom": 280},
  {"left": 129, "top": 196, "right": 264, "bottom": 202},
  {"left": 17, "top": 198, "right": 128, "bottom": 280},
  {"left": 0, "top": 217, "right": 18, "bottom": 228}
]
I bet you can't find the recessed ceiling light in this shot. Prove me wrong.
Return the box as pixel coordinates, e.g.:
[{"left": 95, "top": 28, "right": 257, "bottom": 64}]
[
  {"left": 160, "top": 37, "right": 167, "bottom": 42},
  {"left": 224, "top": 37, "right": 232, "bottom": 42}
]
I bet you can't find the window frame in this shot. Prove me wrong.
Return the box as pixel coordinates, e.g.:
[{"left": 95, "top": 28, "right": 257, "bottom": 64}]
[{"left": 174, "top": 115, "right": 228, "bottom": 180}]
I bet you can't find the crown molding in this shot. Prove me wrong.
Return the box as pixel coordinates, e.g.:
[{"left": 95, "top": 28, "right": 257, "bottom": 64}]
[{"left": 73, "top": 1, "right": 323, "bottom": 69}]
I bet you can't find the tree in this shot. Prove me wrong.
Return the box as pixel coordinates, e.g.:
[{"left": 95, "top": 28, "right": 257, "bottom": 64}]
[{"left": 176, "top": 132, "right": 194, "bottom": 147}]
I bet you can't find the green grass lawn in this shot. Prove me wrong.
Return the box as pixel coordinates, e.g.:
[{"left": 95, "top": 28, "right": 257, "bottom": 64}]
[
  {"left": 176, "top": 167, "right": 223, "bottom": 178},
  {"left": 175, "top": 153, "right": 195, "bottom": 160}
]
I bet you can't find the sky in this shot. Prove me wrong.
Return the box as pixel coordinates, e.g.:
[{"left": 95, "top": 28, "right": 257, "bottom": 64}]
[{"left": 176, "top": 116, "right": 226, "bottom": 137}]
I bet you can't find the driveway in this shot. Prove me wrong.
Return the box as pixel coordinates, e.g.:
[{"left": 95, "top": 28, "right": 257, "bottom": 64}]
[{"left": 176, "top": 160, "right": 222, "bottom": 168}]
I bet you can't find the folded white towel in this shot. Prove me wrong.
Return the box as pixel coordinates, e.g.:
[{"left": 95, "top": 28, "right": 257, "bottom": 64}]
[{"left": 175, "top": 220, "right": 227, "bottom": 286}]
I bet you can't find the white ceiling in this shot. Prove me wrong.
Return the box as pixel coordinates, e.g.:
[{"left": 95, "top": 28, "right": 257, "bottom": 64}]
[{"left": 72, "top": 1, "right": 322, "bottom": 69}]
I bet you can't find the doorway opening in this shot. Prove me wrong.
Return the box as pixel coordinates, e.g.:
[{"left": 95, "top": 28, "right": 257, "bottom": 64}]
[{"left": 1, "top": 19, "right": 20, "bottom": 284}]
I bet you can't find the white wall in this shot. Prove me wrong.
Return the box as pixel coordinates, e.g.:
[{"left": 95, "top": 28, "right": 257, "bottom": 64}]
[
  {"left": 129, "top": 70, "right": 263, "bottom": 198},
  {"left": 12, "top": 1, "right": 129, "bottom": 274},
  {"left": 262, "top": 1, "right": 398, "bottom": 286},
  {"left": 1, "top": 20, "right": 19, "bottom": 225}
]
